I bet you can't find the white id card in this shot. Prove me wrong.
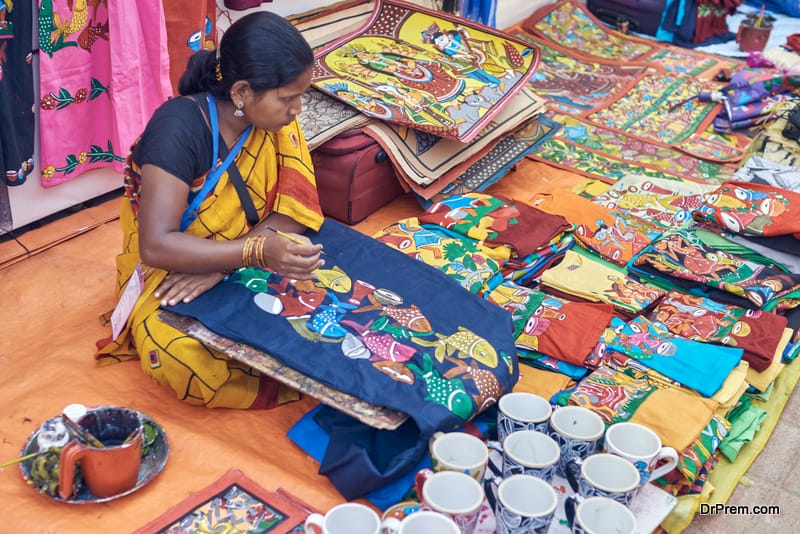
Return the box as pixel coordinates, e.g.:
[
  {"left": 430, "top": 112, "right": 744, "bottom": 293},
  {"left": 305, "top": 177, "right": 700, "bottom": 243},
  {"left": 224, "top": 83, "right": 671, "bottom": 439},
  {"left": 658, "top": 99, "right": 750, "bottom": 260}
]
[{"left": 110, "top": 263, "right": 145, "bottom": 340}]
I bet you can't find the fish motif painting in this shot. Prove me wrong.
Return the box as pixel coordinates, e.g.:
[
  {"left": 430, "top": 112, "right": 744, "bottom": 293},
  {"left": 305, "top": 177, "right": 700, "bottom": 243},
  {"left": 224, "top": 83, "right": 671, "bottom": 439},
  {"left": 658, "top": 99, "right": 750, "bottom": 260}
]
[{"left": 166, "top": 219, "right": 518, "bottom": 436}]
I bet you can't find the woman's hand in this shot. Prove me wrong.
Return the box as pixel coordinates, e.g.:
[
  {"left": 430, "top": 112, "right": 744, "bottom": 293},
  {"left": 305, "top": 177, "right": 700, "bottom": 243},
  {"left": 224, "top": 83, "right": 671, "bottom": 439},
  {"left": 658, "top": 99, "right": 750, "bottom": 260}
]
[
  {"left": 262, "top": 232, "right": 324, "bottom": 280},
  {"left": 154, "top": 272, "right": 227, "bottom": 306}
]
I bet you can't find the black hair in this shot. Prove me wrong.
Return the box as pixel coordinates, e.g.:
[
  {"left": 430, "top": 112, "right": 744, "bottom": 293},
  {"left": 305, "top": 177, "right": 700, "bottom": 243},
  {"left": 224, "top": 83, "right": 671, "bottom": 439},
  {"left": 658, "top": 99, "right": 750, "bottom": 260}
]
[{"left": 177, "top": 11, "right": 314, "bottom": 100}]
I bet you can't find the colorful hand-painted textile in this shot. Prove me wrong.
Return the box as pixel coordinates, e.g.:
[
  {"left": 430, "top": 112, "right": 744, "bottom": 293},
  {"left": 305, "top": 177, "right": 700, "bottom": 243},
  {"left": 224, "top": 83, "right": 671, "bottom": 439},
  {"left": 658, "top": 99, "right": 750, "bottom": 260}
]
[
  {"left": 466, "top": 278, "right": 591, "bottom": 379},
  {"left": 691, "top": 227, "right": 798, "bottom": 274},
  {"left": 581, "top": 68, "right": 742, "bottom": 163},
  {"left": 376, "top": 217, "right": 506, "bottom": 294},
  {"left": 531, "top": 192, "right": 662, "bottom": 266},
  {"left": 540, "top": 248, "right": 666, "bottom": 316},
  {"left": 311, "top": 0, "right": 541, "bottom": 142},
  {"left": 568, "top": 365, "right": 657, "bottom": 424},
  {"left": 167, "top": 219, "right": 519, "bottom": 438},
  {"left": 649, "top": 290, "right": 789, "bottom": 372},
  {"left": 630, "top": 228, "right": 800, "bottom": 310},
  {"left": 528, "top": 112, "right": 737, "bottom": 186},
  {"left": 420, "top": 114, "right": 561, "bottom": 208},
  {"left": 510, "top": 31, "right": 654, "bottom": 115},
  {"left": 514, "top": 293, "right": 615, "bottom": 368},
  {"left": 693, "top": 180, "right": 800, "bottom": 237},
  {"left": 567, "top": 364, "right": 720, "bottom": 455},
  {"left": 162, "top": 0, "right": 216, "bottom": 95},
  {"left": 598, "top": 315, "right": 743, "bottom": 397},
  {"left": 656, "top": 416, "right": 729, "bottom": 494},
  {"left": 589, "top": 175, "right": 718, "bottom": 230},
  {"left": 516, "top": 0, "right": 745, "bottom": 164},
  {"left": 520, "top": 0, "right": 739, "bottom": 74},
  {"left": 38, "top": 0, "right": 172, "bottom": 186},
  {"left": 363, "top": 87, "right": 547, "bottom": 188},
  {"left": 500, "top": 233, "right": 575, "bottom": 285},
  {"left": 418, "top": 192, "right": 572, "bottom": 258}
]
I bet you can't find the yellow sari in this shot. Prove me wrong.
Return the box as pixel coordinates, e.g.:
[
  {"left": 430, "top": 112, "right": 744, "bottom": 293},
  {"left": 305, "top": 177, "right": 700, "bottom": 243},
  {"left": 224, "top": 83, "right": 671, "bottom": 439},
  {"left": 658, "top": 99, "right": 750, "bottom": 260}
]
[{"left": 96, "top": 117, "right": 324, "bottom": 409}]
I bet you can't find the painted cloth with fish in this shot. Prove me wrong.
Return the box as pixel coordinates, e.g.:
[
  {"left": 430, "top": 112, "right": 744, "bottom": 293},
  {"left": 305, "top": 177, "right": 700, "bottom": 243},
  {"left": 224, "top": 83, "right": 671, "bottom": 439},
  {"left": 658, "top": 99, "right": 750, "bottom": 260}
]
[
  {"left": 165, "top": 219, "right": 518, "bottom": 498},
  {"left": 94, "top": 96, "right": 324, "bottom": 410}
]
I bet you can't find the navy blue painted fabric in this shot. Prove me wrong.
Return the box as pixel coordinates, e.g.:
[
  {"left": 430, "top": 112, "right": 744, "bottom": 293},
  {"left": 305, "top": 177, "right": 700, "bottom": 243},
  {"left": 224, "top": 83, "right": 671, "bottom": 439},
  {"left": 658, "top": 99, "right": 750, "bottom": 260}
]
[{"left": 167, "top": 219, "right": 518, "bottom": 497}]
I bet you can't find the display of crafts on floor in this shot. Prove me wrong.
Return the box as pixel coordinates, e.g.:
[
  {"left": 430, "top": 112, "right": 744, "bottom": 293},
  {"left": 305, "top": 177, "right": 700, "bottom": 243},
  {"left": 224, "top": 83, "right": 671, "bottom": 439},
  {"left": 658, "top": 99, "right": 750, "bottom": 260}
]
[
  {"left": 508, "top": 0, "right": 748, "bottom": 183},
  {"left": 311, "top": 0, "right": 541, "bottom": 142},
  {"left": 132, "top": 469, "right": 311, "bottom": 533},
  {"left": 520, "top": 0, "right": 740, "bottom": 75}
]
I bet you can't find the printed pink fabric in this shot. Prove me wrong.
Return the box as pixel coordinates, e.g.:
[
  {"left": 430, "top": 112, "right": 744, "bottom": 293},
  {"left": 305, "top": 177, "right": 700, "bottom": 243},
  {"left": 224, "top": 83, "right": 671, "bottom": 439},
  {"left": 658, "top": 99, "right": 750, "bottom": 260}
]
[{"left": 38, "top": 0, "right": 171, "bottom": 187}]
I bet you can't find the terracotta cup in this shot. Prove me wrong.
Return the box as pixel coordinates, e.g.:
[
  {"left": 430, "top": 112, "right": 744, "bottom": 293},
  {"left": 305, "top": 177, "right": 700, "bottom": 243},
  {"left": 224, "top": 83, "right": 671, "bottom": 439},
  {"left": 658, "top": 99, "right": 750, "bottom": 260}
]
[
  {"left": 57, "top": 406, "right": 143, "bottom": 499},
  {"left": 737, "top": 22, "right": 772, "bottom": 52}
]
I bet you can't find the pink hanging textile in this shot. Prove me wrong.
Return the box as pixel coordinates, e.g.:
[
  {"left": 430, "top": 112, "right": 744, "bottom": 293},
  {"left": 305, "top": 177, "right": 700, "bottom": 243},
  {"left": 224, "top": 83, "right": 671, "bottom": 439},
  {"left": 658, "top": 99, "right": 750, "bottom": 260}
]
[{"left": 38, "top": 0, "right": 172, "bottom": 188}]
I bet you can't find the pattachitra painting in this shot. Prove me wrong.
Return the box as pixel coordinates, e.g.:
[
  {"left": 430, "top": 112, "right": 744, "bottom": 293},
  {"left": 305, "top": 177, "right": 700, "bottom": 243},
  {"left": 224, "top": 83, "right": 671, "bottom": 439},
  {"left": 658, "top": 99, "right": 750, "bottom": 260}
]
[{"left": 311, "top": 0, "right": 541, "bottom": 142}]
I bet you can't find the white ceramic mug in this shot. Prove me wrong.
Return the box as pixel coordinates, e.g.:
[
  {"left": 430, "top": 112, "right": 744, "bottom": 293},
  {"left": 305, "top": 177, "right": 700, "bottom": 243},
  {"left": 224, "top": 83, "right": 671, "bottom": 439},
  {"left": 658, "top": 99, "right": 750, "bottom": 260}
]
[
  {"left": 381, "top": 510, "right": 460, "bottom": 533},
  {"left": 497, "top": 392, "right": 552, "bottom": 442},
  {"left": 487, "top": 474, "right": 557, "bottom": 534},
  {"left": 414, "top": 469, "right": 484, "bottom": 534},
  {"left": 604, "top": 421, "right": 679, "bottom": 484},
  {"left": 487, "top": 429, "right": 560, "bottom": 482},
  {"left": 565, "top": 453, "right": 640, "bottom": 505},
  {"left": 429, "top": 431, "right": 489, "bottom": 482},
  {"left": 305, "top": 502, "right": 382, "bottom": 534},
  {"left": 548, "top": 406, "right": 605, "bottom": 478},
  {"left": 564, "top": 495, "right": 637, "bottom": 534}
]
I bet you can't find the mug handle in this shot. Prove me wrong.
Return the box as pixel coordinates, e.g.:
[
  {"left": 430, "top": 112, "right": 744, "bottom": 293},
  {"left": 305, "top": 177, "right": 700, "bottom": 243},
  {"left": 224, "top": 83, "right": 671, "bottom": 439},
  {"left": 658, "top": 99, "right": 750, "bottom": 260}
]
[
  {"left": 564, "top": 495, "right": 582, "bottom": 527},
  {"left": 650, "top": 446, "right": 680, "bottom": 481},
  {"left": 564, "top": 456, "right": 583, "bottom": 494},
  {"left": 483, "top": 474, "right": 501, "bottom": 516},
  {"left": 58, "top": 439, "right": 87, "bottom": 500},
  {"left": 304, "top": 512, "right": 325, "bottom": 534},
  {"left": 414, "top": 468, "right": 434, "bottom": 505}
]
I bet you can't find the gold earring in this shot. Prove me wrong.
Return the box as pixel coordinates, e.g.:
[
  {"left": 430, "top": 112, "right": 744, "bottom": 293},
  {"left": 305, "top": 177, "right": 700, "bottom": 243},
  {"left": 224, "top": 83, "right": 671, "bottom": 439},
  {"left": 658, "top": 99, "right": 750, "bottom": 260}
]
[{"left": 234, "top": 101, "right": 244, "bottom": 118}]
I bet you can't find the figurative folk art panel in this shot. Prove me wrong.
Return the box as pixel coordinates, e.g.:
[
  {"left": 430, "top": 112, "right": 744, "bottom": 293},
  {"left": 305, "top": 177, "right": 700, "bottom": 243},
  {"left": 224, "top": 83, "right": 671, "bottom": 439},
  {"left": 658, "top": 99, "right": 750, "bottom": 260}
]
[
  {"left": 311, "top": 0, "right": 541, "bottom": 142},
  {"left": 132, "top": 469, "right": 310, "bottom": 533}
]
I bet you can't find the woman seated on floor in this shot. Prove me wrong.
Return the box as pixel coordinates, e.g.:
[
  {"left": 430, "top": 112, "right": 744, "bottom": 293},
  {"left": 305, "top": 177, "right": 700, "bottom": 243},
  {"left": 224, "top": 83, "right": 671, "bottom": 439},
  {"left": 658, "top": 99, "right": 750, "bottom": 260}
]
[{"left": 96, "top": 12, "right": 325, "bottom": 409}]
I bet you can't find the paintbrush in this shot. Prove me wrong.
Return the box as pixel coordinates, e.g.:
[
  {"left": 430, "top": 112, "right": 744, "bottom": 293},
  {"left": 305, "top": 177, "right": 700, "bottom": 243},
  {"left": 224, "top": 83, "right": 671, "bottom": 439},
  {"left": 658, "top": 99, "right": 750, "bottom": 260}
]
[
  {"left": 0, "top": 450, "right": 47, "bottom": 469},
  {"left": 60, "top": 414, "right": 105, "bottom": 448},
  {"left": 265, "top": 226, "right": 330, "bottom": 257}
]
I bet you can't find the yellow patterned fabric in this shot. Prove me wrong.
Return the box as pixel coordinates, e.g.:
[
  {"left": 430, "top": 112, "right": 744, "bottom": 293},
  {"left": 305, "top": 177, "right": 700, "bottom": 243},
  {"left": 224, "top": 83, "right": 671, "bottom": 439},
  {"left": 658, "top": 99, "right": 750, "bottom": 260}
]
[{"left": 95, "top": 118, "right": 323, "bottom": 409}]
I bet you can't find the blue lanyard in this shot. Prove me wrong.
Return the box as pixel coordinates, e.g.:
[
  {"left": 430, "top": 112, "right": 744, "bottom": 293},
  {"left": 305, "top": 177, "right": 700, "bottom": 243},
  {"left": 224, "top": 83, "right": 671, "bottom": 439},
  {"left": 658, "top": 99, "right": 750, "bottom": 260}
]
[{"left": 180, "top": 94, "right": 253, "bottom": 231}]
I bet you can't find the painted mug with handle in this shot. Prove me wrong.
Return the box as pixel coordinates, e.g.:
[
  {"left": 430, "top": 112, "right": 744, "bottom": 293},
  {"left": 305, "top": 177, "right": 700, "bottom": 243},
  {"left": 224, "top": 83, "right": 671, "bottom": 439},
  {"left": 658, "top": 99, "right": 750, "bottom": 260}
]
[
  {"left": 485, "top": 473, "right": 557, "bottom": 534},
  {"left": 604, "top": 421, "right": 679, "bottom": 485},
  {"left": 429, "top": 431, "right": 489, "bottom": 482},
  {"left": 414, "top": 469, "right": 484, "bottom": 534}
]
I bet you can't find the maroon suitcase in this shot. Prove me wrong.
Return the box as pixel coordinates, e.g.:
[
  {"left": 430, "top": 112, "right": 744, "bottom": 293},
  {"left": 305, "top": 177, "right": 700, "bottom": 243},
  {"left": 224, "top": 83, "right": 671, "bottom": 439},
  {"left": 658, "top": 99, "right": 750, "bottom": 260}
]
[{"left": 311, "top": 129, "right": 404, "bottom": 225}]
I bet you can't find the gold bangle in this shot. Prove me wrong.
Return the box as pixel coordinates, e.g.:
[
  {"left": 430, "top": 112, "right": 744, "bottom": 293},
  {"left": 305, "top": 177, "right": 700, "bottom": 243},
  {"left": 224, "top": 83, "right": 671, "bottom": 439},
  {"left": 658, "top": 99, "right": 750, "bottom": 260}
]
[
  {"left": 242, "top": 236, "right": 257, "bottom": 268},
  {"left": 255, "top": 235, "right": 271, "bottom": 269}
]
